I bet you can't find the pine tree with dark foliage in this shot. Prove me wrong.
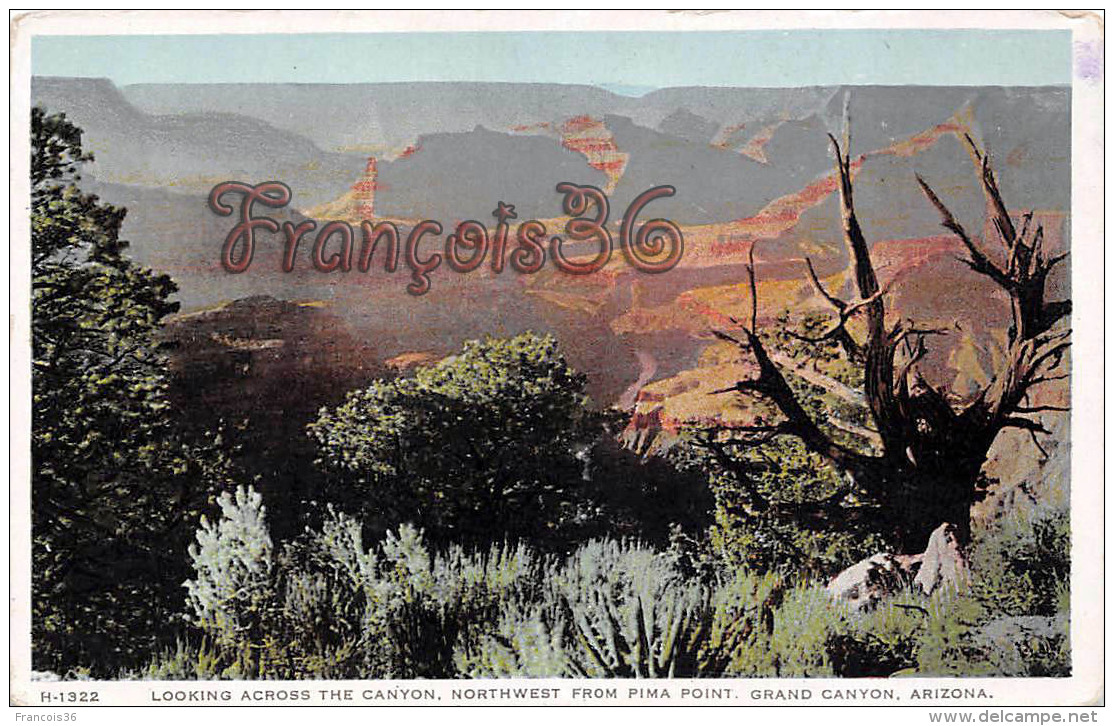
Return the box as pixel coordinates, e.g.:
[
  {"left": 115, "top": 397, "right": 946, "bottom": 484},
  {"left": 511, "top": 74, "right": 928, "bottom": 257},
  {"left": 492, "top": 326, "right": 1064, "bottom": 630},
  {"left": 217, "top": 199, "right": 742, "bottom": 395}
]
[{"left": 31, "top": 107, "right": 229, "bottom": 674}]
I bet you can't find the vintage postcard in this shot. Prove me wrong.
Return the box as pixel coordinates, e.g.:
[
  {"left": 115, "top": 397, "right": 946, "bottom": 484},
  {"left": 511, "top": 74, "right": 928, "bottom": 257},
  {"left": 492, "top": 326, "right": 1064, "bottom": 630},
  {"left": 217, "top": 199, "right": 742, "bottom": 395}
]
[{"left": 9, "top": 10, "right": 1104, "bottom": 709}]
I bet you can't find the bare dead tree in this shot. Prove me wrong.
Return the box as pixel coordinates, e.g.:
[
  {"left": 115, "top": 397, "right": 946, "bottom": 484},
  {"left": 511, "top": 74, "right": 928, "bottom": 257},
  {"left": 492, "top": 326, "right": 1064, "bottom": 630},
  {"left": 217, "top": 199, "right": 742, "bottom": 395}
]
[{"left": 712, "top": 131, "right": 1071, "bottom": 550}]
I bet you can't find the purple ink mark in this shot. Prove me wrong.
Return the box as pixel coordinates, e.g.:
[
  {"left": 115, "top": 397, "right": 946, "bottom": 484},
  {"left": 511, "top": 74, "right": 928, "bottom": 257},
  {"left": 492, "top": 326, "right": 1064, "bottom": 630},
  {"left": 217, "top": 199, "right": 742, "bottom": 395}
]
[{"left": 1075, "top": 40, "right": 1103, "bottom": 82}]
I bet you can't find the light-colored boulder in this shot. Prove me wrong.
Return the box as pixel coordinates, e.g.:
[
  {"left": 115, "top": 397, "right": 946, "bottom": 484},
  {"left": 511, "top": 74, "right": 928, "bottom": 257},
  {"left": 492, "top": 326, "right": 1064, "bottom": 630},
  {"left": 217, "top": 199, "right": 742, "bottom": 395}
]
[
  {"left": 826, "top": 522, "right": 969, "bottom": 609},
  {"left": 913, "top": 522, "right": 969, "bottom": 595},
  {"left": 827, "top": 552, "right": 918, "bottom": 611}
]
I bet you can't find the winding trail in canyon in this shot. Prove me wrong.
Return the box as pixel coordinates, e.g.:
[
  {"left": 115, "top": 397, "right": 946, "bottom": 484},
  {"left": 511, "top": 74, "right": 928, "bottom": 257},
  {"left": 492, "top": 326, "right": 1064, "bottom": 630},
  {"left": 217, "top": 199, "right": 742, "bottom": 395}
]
[{"left": 617, "top": 349, "right": 658, "bottom": 409}]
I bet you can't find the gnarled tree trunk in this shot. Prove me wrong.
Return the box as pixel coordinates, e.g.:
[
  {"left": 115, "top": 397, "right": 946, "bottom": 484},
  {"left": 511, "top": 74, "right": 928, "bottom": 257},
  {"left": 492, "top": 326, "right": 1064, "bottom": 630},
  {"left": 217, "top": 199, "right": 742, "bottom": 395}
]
[{"left": 713, "top": 127, "right": 1070, "bottom": 552}]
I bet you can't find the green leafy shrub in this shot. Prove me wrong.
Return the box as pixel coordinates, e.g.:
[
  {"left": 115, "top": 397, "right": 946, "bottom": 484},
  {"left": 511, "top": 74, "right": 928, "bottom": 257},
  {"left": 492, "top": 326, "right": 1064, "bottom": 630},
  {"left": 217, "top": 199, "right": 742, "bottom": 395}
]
[
  {"left": 692, "top": 435, "right": 887, "bottom": 578},
  {"left": 728, "top": 584, "right": 923, "bottom": 678},
  {"left": 897, "top": 589, "right": 986, "bottom": 676},
  {"left": 829, "top": 599, "right": 923, "bottom": 676},
  {"left": 970, "top": 505, "right": 1070, "bottom": 618},
  {"left": 308, "top": 333, "right": 710, "bottom": 551},
  {"left": 308, "top": 333, "right": 609, "bottom": 548},
  {"left": 729, "top": 584, "right": 840, "bottom": 677}
]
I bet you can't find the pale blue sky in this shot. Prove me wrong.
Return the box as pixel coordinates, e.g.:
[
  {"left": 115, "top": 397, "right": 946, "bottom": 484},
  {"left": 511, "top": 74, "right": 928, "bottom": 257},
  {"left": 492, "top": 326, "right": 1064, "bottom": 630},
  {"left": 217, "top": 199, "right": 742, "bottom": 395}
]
[{"left": 33, "top": 30, "right": 1071, "bottom": 89}]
